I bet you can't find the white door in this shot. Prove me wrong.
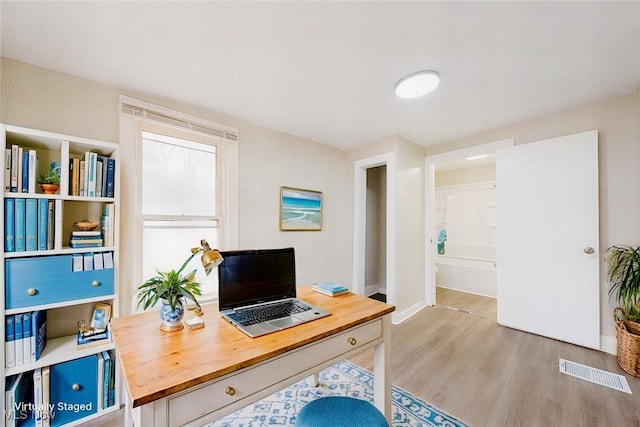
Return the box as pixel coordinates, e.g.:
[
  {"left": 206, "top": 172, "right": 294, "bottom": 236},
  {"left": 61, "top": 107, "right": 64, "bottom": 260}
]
[{"left": 496, "top": 130, "right": 599, "bottom": 349}]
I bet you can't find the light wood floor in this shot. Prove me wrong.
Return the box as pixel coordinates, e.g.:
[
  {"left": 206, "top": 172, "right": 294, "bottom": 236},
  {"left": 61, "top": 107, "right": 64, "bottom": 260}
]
[
  {"left": 436, "top": 286, "right": 497, "bottom": 321},
  {"left": 87, "top": 298, "right": 640, "bottom": 426}
]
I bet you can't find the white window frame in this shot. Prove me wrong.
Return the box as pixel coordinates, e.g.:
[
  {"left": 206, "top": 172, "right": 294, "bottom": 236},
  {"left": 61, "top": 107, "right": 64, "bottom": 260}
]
[{"left": 119, "top": 96, "right": 238, "bottom": 312}]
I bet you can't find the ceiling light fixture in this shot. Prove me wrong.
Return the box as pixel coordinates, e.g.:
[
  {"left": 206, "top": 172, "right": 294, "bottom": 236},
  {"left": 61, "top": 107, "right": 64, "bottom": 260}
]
[
  {"left": 394, "top": 70, "right": 440, "bottom": 99},
  {"left": 465, "top": 154, "right": 489, "bottom": 161}
]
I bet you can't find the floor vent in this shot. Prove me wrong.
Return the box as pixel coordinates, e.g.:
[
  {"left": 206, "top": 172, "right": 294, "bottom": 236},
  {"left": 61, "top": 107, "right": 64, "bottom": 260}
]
[{"left": 559, "top": 358, "right": 632, "bottom": 394}]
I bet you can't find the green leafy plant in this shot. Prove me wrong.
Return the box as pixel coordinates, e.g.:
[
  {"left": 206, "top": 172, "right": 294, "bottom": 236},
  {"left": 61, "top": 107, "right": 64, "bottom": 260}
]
[
  {"left": 606, "top": 245, "right": 640, "bottom": 322},
  {"left": 136, "top": 255, "right": 202, "bottom": 311},
  {"left": 37, "top": 162, "right": 61, "bottom": 185}
]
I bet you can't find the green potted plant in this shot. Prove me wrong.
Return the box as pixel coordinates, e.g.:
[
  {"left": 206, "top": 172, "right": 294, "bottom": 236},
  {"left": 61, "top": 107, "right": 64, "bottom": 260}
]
[
  {"left": 606, "top": 245, "right": 640, "bottom": 323},
  {"left": 136, "top": 253, "right": 203, "bottom": 332},
  {"left": 37, "top": 161, "right": 61, "bottom": 194}
]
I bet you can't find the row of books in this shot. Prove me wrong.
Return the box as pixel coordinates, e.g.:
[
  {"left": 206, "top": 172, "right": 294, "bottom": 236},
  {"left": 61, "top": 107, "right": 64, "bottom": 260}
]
[
  {"left": 4, "top": 198, "right": 54, "bottom": 253},
  {"left": 68, "top": 152, "right": 115, "bottom": 198},
  {"left": 69, "top": 230, "right": 103, "bottom": 249},
  {"left": 101, "top": 203, "right": 116, "bottom": 247},
  {"left": 4, "top": 145, "right": 39, "bottom": 194},
  {"left": 5, "top": 352, "right": 115, "bottom": 427},
  {"left": 71, "top": 251, "right": 114, "bottom": 272},
  {"left": 5, "top": 311, "right": 47, "bottom": 368}
]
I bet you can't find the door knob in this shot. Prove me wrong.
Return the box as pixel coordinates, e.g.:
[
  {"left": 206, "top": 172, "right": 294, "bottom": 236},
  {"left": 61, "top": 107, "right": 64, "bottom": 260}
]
[{"left": 583, "top": 247, "right": 595, "bottom": 254}]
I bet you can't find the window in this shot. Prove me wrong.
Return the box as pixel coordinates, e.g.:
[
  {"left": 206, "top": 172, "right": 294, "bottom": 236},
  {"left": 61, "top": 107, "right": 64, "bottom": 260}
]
[
  {"left": 120, "top": 97, "right": 238, "bottom": 307},
  {"left": 141, "top": 127, "right": 224, "bottom": 299}
]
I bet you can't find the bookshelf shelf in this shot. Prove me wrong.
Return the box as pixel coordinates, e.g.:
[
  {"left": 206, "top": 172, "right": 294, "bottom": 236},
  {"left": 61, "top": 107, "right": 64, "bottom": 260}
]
[{"left": 1, "top": 124, "right": 120, "bottom": 426}]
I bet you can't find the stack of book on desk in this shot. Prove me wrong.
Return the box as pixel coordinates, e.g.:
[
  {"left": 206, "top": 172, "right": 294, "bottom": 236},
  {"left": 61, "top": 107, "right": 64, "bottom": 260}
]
[{"left": 312, "top": 282, "right": 350, "bottom": 297}]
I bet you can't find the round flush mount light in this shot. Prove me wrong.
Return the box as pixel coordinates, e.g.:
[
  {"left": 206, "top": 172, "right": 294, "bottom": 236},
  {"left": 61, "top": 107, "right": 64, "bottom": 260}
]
[{"left": 394, "top": 70, "right": 440, "bottom": 99}]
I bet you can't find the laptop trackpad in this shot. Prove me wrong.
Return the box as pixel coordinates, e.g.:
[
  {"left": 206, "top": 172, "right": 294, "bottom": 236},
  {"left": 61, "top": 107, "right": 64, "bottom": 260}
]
[{"left": 270, "top": 317, "right": 302, "bottom": 329}]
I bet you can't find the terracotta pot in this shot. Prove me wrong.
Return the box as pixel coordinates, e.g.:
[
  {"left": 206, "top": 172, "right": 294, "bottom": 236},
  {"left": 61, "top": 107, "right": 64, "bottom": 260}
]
[{"left": 40, "top": 183, "right": 59, "bottom": 194}]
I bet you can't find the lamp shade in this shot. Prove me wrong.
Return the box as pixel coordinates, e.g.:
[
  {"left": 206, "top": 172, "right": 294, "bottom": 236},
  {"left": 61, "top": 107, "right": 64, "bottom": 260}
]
[{"left": 201, "top": 249, "right": 223, "bottom": 275}]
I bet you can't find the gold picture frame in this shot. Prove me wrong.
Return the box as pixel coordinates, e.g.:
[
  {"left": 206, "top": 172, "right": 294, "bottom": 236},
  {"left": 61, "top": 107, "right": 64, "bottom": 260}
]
[{"left": 280, "top": 186, "right": 323, "bottom": 231}]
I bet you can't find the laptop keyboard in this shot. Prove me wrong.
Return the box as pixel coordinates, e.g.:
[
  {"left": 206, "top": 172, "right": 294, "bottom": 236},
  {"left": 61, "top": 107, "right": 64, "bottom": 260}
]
[{"left": 233, "top": 300, "right": 312, "bottom": 326}]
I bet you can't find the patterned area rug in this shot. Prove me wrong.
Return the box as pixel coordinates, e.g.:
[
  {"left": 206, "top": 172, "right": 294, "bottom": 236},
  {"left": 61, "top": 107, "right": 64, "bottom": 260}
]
[{"left": 209, "top": 359, "right": 469, "bottom": 427}]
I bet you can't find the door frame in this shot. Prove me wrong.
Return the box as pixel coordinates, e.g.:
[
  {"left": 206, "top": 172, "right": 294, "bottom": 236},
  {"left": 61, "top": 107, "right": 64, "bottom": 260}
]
[
  {"left": 424, "top": 139, "right": 514, "bottom": 306},
  {"left": 353, "top": 152, "right": 396, "bottom": 305}
]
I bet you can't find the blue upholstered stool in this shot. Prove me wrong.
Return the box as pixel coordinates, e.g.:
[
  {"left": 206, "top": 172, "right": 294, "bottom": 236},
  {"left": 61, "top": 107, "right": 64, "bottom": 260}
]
[{"left": 296, "top": 396, "right": 389, "bottom": 427}]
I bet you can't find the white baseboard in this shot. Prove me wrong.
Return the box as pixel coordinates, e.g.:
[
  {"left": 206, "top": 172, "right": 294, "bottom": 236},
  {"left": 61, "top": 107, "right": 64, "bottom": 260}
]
[
  {"left": 393, "top": 300, "right": 427, "bottom": 324},
  {"left": 601, "top": 335, "right": 617, "bottom": 355}
]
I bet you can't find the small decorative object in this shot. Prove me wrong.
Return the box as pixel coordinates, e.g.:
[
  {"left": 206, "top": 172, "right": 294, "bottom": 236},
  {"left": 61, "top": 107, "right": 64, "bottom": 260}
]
[
  {"left": 606, "top": 245, "right": 640, "bottom": 376},
  {"left": 280, "top": 186, "right": 323, "bottom": 231},
  {"left": 38, "top": 161, "right": 61, "bottom": 194},
  {"left": 73, "top": 220, "right": 99, "bottom": 231},
  {"left": 135, "top": 239, "right": 223, "bottom": 331}
]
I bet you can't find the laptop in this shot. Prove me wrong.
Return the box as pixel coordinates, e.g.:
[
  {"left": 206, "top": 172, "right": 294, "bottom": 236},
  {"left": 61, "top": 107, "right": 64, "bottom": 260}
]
[{"left": 217, "top": 247, "right": 330, "bottom": 337}]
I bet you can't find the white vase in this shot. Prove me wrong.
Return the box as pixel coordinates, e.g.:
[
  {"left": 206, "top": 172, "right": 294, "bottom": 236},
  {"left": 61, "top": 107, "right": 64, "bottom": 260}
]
[{"left": 159, "top": 299, "right": 185, "bottom": 331}]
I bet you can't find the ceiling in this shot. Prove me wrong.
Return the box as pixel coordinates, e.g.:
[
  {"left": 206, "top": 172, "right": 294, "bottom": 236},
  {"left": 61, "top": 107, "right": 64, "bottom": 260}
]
[{"left": 1, "top": 2, "right": 639, "bottom": 151}]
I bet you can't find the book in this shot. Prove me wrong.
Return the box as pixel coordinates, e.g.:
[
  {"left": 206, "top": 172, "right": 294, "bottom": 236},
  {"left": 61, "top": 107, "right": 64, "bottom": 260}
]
[
  {"left": 28, "top": 149, "right": 37, "bottom": 194},
  {"left": 6, "top": 372, "right": 31, "bottom": 427},
  {"left": 71, "top": 158, "right": 80, "bottom": 196},
  {"left": 37, "top": 199, "right": 48, "bottom": 250},
  {"left": 79, "top": 159, "right": 85, "bottom": 196},
  {"left": 5, "top": 316, "right": 15, "bottom": 368},
  {"left": 312, "top": 282, "right": 350, "bottom": 296},
  {"left": 102, "top": 203, "right": 115, "bottom": 246},
  {"left": 69, "top": 241, "right": 103, "bottom": 248},
  {"left": 4, "top": 148, "right": 10, "bottom": 192},
  {"left": 76, "top": 328, "right": 110, "bottom": 349},
  {"left": 70, "top": 230, "right": 101, "bottom": 237},
  {"left": 72, "top": 254, "right": 83, "bottom": 272},
  {"left": 25, "top": 198, "right": 38, "bottom": 251},
  {"left": 105, "top": 158, "right": 115, "bottom": 197},
  {"left": 21, "top": 149, "right": 29, "bottom": 193},
  {"left": 5, "top": 198, "right": 15, "bottom": 252},
  {"left": 33, "top": 368, "right": 43, "bottom": 427},
  {"left": 10, "top": 144, "right": 19, "bottom": 192},
  {"left": 88, "top": 152, "right": 97, "bottom": 197},
  {"left": 95, "top": 157, "right": 103, "bottom": 197},
  {"left": 14, "top": 198, "right": 25, "bottom": 252},
  {"left": 14, "top": 314, "right": 23, "bottom": 366},
  {"left": 101, "top": 350, "right": 112, "bottom": 408},
  {"left": 22, "top": 312, "right": 32, "bottom": 364},
  {"left": 17, "top": 147, "right": 24, "bottom": 193},
  {"left": 46, "top": 200, "right": 54, "bottom": 250},
  {"left": 31, "top": 310, "right": 47, "bottom": 362},
  {"left": 96, "top": 352, "right": 104, "bottom": 410},
  {"left": 41, "top": 366, "right": 50, "bottom": 427},
  {"left": 100, "top": 157, "right": 108, "bottom": 198}
]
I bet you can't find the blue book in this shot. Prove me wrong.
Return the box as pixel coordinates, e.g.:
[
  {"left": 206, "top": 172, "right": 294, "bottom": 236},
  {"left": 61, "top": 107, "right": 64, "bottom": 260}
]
[
  {"left": 21, "top": 151, "right": 29, "bottom": 193},
  {"left": 5, "top": 316, "right": 15, "bottom": 368},
  {"left": 101, "top": 350, "right": 111, "bottom": 408},
  {"left": 87, "top": 152, "right": 97, "bottom": 197},
  {"left": 105, "top": 158, "right": 115, "bottom": 197},
  {"left": 5, "top": 198, "right": 15, "bottom": 252},
  {"left": 22, "top": 312, "right": 32, "bottom": 364},
  {"left": 37, "top": 199, "right": 48, "bottom": 250},
  {"left": 14, "top": 198, "right": 25, "bottom": 252},
  {"left": 25, "top": 198, "right": 38, "bottom": 251},
  {"left": 31, "top": 310, "right": 47, "bottom": 362},
  {"left": 101, "top": 157, "right": 108, "bottom": 197},
  {"left": 14, "top": 314, "right": 23, "bottom": 365}
]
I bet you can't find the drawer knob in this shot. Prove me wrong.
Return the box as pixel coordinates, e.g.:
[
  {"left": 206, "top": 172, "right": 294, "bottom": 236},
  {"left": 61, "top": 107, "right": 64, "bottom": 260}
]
[
  {"left": 27, "top": 288, "right": 37, "bottom": 296},
  {"left": 347, "top": 337, "right": 357, "bottom": 346},
  {"left": 92, "top": 280, "right": 100, "bottom": 287},
  {"left": 225, "top": 386, "right": 236, "bottom": 396},
  {"left": 71, "top": 383, "right": 81, "bottom": 391}
]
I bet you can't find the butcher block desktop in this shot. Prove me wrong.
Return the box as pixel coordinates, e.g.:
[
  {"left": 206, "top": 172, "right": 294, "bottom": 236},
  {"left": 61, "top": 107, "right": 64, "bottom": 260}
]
[{"left": 111, "top": 286, "right": 395, "bottom": 427}]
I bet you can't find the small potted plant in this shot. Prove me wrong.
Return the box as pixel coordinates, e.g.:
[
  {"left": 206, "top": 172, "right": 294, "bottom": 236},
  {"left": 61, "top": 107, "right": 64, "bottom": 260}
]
[
  {"left": 136, "top": 252, "right": 203, "bottom": 332},
  {"left": 38, "top": 161, "right": 61, "bottom": 194}
]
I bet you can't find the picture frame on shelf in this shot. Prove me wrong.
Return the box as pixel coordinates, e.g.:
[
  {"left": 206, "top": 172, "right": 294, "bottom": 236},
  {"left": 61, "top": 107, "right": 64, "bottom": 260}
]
[{"left": 279, "top": 186, "right": 323, "bottom": 231}]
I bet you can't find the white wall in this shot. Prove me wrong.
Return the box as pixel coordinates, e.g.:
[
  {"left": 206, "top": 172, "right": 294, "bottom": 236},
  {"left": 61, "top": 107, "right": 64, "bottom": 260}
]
[{"left": 0, "top": 57, "right": 352, "bottom": 316}]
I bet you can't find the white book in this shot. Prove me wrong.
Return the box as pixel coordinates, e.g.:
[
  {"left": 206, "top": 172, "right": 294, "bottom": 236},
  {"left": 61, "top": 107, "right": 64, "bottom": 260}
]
[
  {"left": 22, "top": 312, "right": 32, "bottom": 365},
  {"left": 96, "top": 352, "right": 104, "bottom": 410},
  {"left": 14, "top": 314, "right": 23, "bottom": 366},
  {"left": 33, "top": 368, "right": 43, "bottom": 427},
  {"left": 42, "top": 366, "right": 50, "bottom": 427},
  {"left": 10, "top": 144, "right": 19, "bottom": 191},
  {"left": 5, "top": 316, "right": 15, "bottom": 368},
  {"left": 4, "top": 148, "right": 10, "bottom": 191},
  {"left": 93, "top": 252, "right": 104, "bottom": 270},
  {"left": 28, "top": 149, "right": 37, "bottom": 193},
  {"left": 17, "top": 146, "right": 23, "bottom": 193}
]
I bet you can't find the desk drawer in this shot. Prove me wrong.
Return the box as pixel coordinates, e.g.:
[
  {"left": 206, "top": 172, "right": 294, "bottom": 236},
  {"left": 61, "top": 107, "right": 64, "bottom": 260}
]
[
  {"left": 6, "top": 255, "right": 114, "bottom": 309},
  {"left": 168, "top": 319, "right": 382, "bottom": 426}
]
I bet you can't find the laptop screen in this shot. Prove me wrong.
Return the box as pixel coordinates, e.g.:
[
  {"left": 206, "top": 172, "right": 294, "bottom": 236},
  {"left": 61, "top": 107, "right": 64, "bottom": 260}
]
[{"left": 218, "top": 247, "right": 297, "bottom": 311}]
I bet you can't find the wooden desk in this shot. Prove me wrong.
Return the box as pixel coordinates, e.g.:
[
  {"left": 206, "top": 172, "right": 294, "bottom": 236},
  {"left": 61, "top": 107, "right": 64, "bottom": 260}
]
[{"left": 111, "top": 286, "right": 395, "bottom": 427}]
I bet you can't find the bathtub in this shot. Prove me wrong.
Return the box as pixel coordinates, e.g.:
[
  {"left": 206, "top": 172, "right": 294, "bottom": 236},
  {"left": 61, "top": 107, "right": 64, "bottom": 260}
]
[{"left": 435, "top": 243, "right": 497, "bottom": 297}]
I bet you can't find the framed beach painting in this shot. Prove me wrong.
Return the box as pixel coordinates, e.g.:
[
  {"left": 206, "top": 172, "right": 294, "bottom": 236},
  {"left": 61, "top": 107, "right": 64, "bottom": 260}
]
[{"left": 280, "top": 186, "right": 323, "bottom": 231}]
